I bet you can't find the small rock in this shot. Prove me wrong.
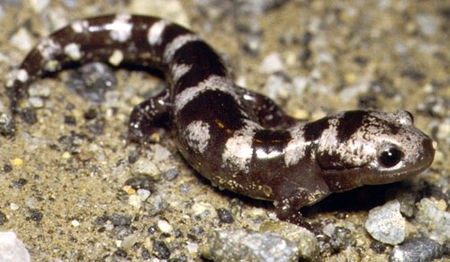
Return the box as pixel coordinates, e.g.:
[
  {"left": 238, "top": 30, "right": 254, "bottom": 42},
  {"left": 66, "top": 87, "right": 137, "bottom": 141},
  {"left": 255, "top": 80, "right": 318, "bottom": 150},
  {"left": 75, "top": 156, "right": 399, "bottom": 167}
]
[
  {"left": 162, "top": 167, "right": 179, "bottom": 181},
  {"left": 216, "top": 208, "right": 234, "bottom": 224},
  {"left": 201, "top": 229, "right": 299, "bottom": 262},
  {"left": 10, "top": 28, "right": 33, "bottom": 51},
  {"left": 260, "top": 220, "right": 319, "bottom": 260},
  {"left": 192, "top": 202, "right": 216, "bottom": 218},
  {"left": 260, "top": 53, "right": 284, "bottom": 73},
  {"left": 414, "top": 197, "right": 450, "bottom": 244},
  {"left": 124, "top": 176, "right": 155, "bottom": 191},
  {"left": 109, "top": 214, "right": 131, "bottom": 227},
  {"left": 153, "top": 144, "right": 172, "bottom": 162},
  {"left": 136, "top": 189, "right": 151, "bottom": 201},
  {"left": 128, "top": 194, "right": 142, "bottom": 208},
  {"left": 395, "top": 192, "right": 416, "bottom": 218},
  {"left": 152, "top": 240, "right": 171, "bottom": 259},
  {"left": 29, "top": 0, "right": 50, "bottom": 12},
  {"left": 132, "top": 159, "right": 160, "bottom": 180},
  {"left": 0, "top": 113, "right": 15, "bottom": 136},
  {"left": 328, "top": 226, "right": 355, "bottom": 252},
  {"left": 145, "top": 195, "right": 168, "bottom": 216},
  {"left": 263, "top": 73, "right": 293, "bottom": 101},
  {"left": 27, "top": 97, "right": 44, "bottom": 108},
  {"left": 67, "top": 62, "right": 117, "bottom": 104},
  {"left": 28, "top": 209, "right": 43, "bottom": 222},
  {"left": 365, "top": 200, "right": 405, "bottom": 245},
  {"left": 416, "top": 14, "right": 438, "bottom": 36},
  {"left": 157, "top": 219, "right": 173, "bottom": 234},
  {"left": 0, "top": 212, "right": 7, "bottom": 225},
  {"left": 28, "top": 85, "right": 51, "bottom": 98},
  {"left": 121, "top": 233, "right": 139, "bottom": 250},
  {"left": 389, "top": 237, "right": 444, "bottom": 262},
  {"left": 0, "top": 231, "right": 30, "bottom": 262}
]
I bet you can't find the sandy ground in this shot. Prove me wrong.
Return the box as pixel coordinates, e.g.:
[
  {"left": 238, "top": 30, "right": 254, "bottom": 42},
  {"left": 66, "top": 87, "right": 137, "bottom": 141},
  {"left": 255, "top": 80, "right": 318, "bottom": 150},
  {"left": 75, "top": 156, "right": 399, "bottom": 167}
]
[{"left": 0, "top": 0, "right": 448, "bottom": 261}]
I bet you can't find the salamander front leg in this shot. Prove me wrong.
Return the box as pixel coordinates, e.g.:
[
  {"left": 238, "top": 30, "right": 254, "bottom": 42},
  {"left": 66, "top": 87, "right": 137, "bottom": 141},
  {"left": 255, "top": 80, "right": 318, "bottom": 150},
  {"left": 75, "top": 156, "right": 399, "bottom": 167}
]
[
  {"left": 234, "top": 86, "right": 299, "bottom": 129},
  {"left": 274, "top": 190, "right": 311, "bottom": 228},
  {"left": 128, "top": 88, "right": 172, "bottom": 143}
]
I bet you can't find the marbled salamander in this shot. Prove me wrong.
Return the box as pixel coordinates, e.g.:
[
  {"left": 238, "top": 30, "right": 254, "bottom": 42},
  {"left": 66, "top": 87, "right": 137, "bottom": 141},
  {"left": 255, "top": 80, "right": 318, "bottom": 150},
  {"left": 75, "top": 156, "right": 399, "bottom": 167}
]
[{"left": 7, "top": 14, "right": 435, "bottom": 223}]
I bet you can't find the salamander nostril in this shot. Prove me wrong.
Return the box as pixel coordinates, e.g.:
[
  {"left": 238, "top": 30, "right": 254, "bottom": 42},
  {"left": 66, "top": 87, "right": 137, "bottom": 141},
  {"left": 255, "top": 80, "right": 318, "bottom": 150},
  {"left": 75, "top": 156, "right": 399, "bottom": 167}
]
[{"left": 378, "top": 147, "right": 404, "bottom": 168}]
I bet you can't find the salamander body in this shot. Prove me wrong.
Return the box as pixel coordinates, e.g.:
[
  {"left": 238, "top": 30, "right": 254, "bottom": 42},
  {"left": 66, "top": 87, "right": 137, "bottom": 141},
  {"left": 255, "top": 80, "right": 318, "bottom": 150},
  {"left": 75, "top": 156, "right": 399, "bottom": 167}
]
[{"left": 7, "top": 14, "right": 435, "bottom": 222}]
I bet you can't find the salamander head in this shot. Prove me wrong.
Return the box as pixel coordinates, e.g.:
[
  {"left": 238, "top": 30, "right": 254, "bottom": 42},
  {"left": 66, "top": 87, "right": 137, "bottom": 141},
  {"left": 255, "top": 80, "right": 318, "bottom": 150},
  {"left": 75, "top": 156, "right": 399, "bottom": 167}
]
[{"left": 312, "top": 110, "right": 435, "bottom": 192}]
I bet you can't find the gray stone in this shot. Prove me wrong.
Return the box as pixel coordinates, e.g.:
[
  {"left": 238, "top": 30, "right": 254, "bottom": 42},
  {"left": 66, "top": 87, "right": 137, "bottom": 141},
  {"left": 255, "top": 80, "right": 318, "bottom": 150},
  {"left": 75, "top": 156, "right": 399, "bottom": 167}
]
[
  {"left": 389, "top": 237, "right": 444, "bottom": 262},
  {"left": 365, "top": 200, "right": 405, "bottom": 245},
  {"left": 201, "top": 229, "right": 299, "bottom": 262}
]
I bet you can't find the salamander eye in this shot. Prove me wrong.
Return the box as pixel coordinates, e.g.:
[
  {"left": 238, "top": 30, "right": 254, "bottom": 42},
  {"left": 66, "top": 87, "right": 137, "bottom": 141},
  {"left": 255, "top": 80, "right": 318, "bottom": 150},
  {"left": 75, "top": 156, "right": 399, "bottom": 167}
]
[{"left": 378, "top": 146, "right": 404, "bottom": 168}]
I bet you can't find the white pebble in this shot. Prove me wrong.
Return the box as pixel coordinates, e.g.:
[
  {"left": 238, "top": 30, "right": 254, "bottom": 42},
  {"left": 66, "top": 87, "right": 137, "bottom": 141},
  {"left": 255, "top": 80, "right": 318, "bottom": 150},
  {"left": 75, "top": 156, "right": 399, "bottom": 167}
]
[
  {"left": 260, "top": 53, "right": 284, "bottom": 73},
  {"left": 29, "top": 0, "right": 51, "bottom": 12},
  {"left": 192, "top": 202, "right": 216, "bottom": 217},
  {"left": 128, "top": 194, "right": 142, "bottom": 208},
  {"left": 10, "top": 28, "right": 33, "bottom": 51},
  {"left": 10, "top": 203, "right": 19, "bottom": 211},
  {"left": 137, "top": 189, "right": 151, "bottom": 201},
  {"left": 365, "top": 200, "right": 405, "bottom": 245},
  {"left": 157, "top": 219, "right": 173, "bottom": 234},
  {"left": 28, "top": 97, "right": 44, "bottom": 108},
  {"left": 0, "top": 231, "right": 30, "bottom": 262}
]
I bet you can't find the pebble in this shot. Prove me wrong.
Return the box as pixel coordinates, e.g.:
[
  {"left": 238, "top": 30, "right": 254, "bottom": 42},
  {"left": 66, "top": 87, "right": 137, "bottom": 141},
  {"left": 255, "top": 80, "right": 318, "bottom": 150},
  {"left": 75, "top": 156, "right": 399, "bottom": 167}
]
[
  {"left": 136, "top": 189, "right": 151, "bottom": 201},
  {"left": 365, "top": 200, "right": 405, "bottom": 245},
  {"left": 67, "top": 62, "right": 117, "bottom": 104},
  {"left": 216, "top": 208, "right": 234, "bottom": 224},
  {"left": 29, "top": 0, "right": 50, "bottom": 12},
  {"left": 0, "top": 113, "right": 16, "bottom": 136},
  {"left": 0, "top": 231, "right": 30, "bottom": 262},
  {"left": 192, "top": 202, "right": 217, "bottom": 218},
  {"left": 325, "top": 225, "right": 356, "bottom": 252},
  {"left": 157, "top": 219, "right": 173, "bottom": 234},
  {"left": 395, "top": 192, "right": 416, "bottom": 218},
  {"left": 109, "top": 214, "right": 131, "bottom": 227},
  {"left": 260, "top": 53, "right": 284, "bottom": 73},
  {"left": 0, "top": 212, "right": 7, "bottom": 225},
  {"left": 416, "top": 14, "right": 438, "bottom": 36},
  {"left": 71, "top": 220, "right": 80, "bottom": 227},
  {"left": 132, "top": 159, "right": 160, "bottom": 180},
  {"left": 263, "top": 73, "right": 293, "bottom": 101},
  {"left": 152, "top": 144, "right": 172, "bottom": 162},
  {"left": 9, "top": 28, "right": 33, "bottom": 51},
  {"left": 121, "top": 233, "right": 139, "bottom": 250},
  {"left": 389, "top": 237, "right": 444, "bottom": 262},
  {"left": 201, "top": 229, "right": 299, "bottom": 262},
  {"left": 128, "top": 194, "right": 142, "bottom": 208},
  {"left": 152, "top": 240, "right": 171, "bottom": 259},
  {"left": 234, "top": 0, "right": 289, "bottom": 15},
  {"left": 27, "top": 97, "right": 44, "bottom": 108},
  {"left": 10, "top": 158, "right": 23, "bottom": 168},
  {"left": 414, "top": 198, "right": 450, "bottom": 244},
  {"left": 28, "top": 85, "right": 51, "bottom": 98},
  {"left": 129, "top": 0, "right": 188, "bottom": 26},
  {"left": 145, "top": 195, "right": 168, "bottom": 216},
  {"left": 259, "top": 220, "right": 319, "bottom": 260},
  {"left": 61, "top": 0, "right": 78, "bottom": 8},
  {"left": 9, "top": 203, "right": 19, "bottom": 211},
  {"left": 124, "top": 176, "right": 155, "bottom": 191},
  {"left": 162, "top": 167, "right": 179, "bottom": 181}
]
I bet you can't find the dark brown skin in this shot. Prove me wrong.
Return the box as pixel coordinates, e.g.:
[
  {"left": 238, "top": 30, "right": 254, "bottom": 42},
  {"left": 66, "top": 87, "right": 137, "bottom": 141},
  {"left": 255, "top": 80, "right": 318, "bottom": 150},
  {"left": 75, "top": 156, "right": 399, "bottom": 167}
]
[{"left": 7, "top": 14, "right": 435, "bottom": 224}]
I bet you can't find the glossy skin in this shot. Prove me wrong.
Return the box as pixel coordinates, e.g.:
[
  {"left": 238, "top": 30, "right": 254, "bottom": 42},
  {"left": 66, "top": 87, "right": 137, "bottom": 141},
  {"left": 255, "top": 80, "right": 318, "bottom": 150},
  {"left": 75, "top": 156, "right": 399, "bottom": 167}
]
[{"left": 7, "top": 14, "right": 435, "bottom": 223}]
